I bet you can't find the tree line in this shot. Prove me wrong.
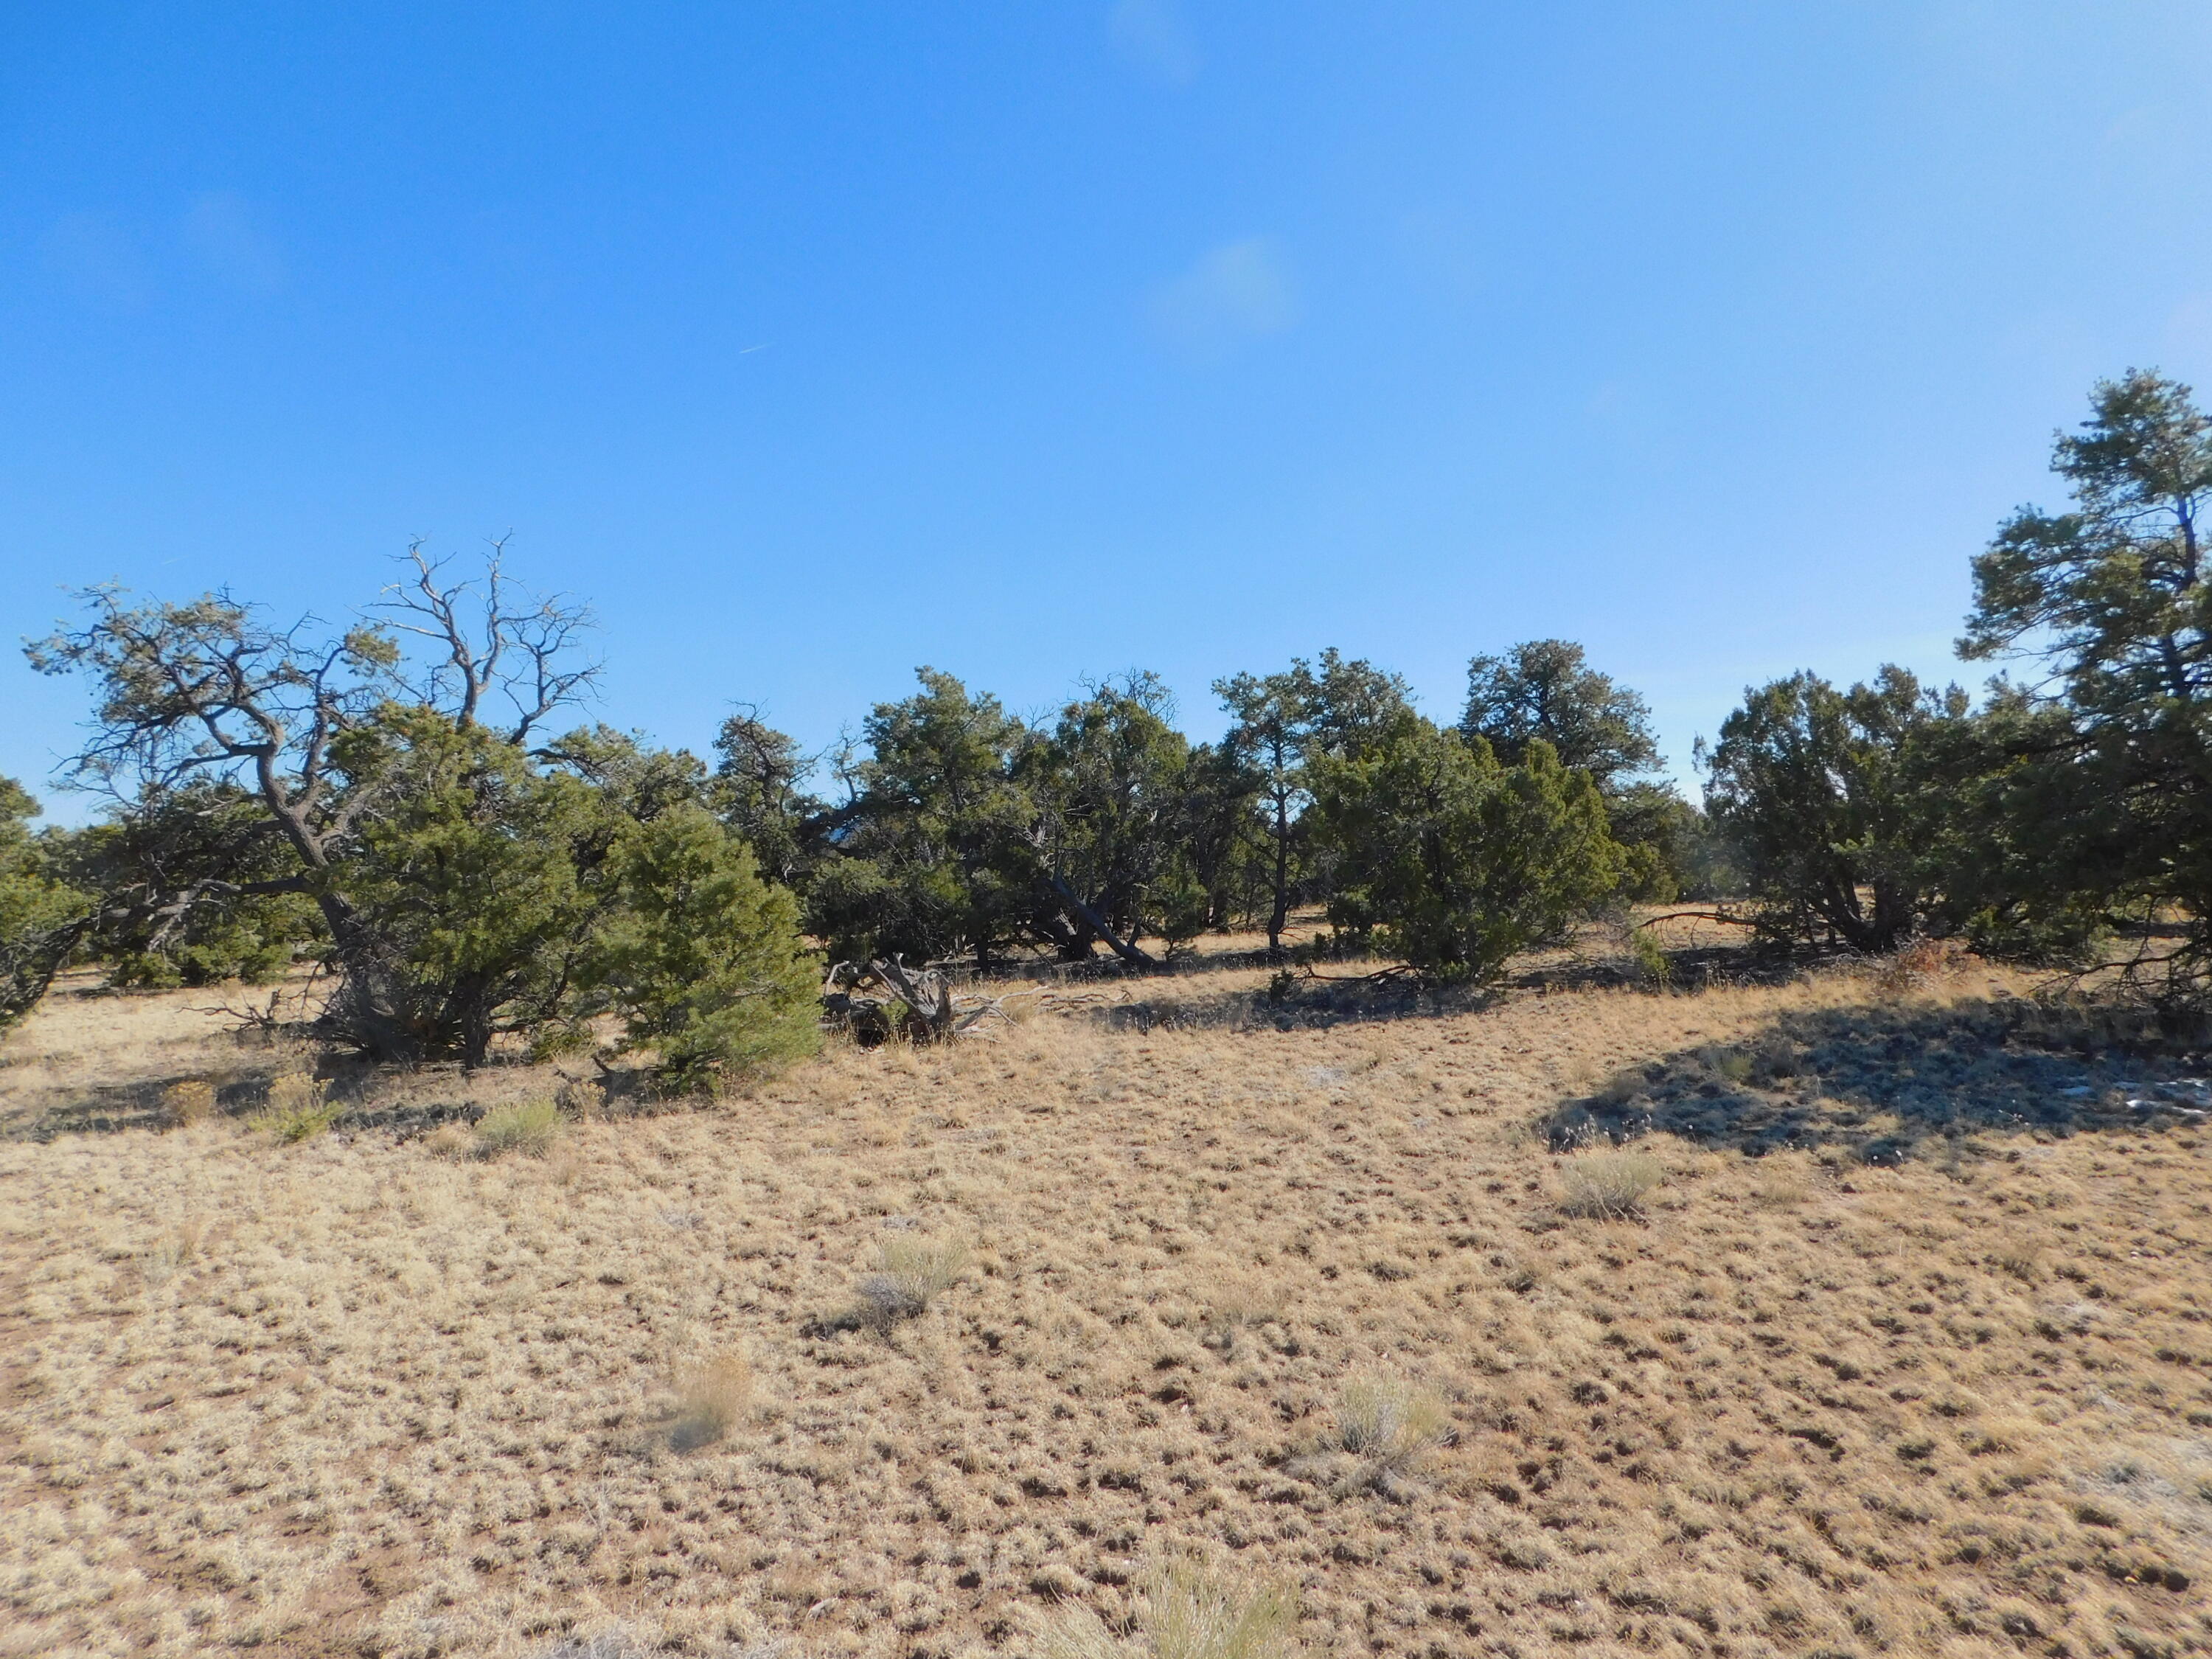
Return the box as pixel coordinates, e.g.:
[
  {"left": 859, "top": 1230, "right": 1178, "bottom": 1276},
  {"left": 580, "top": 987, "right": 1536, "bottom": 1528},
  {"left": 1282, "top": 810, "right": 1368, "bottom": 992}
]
[{"left": 4, "top": 370, "right": 2209, "bottom": 1082}]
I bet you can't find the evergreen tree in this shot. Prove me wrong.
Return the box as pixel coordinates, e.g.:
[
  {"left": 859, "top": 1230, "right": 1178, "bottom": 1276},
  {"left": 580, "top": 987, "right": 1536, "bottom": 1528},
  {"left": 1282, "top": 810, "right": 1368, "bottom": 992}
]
[
  {"left": 0, "top": 778, "right": 89, "bottom": 1029},
  {"left": 807, "top": 668, "right": 1035, "bottom": 967},
  {"left": 1461, "top": 639, "right": 1660, "bottom": 788},
  {"left": 1958, "top": 369, "right": 2212, "bottom": 978},
  {"left": 585, "top": 803, "right": 821, "bottom": 1090},
  {"left": 1701, "top": 667, "right": 1962, "bottom": 952},
  {"left": 1310, "top": 718, "right": 1621, "bottom": 981}
]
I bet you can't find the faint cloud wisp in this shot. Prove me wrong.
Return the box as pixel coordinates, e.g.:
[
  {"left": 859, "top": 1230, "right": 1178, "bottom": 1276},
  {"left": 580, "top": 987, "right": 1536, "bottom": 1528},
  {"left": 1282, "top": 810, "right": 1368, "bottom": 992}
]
[
  {"left": 1108, "top": 0, "right": 1200, "bottom": 86},
  {"left": 184, "top": 192, "right": 288, "bottom": 296},
  {"left": 1146, "top": 237, "right": 1298, "bottom": 362}
]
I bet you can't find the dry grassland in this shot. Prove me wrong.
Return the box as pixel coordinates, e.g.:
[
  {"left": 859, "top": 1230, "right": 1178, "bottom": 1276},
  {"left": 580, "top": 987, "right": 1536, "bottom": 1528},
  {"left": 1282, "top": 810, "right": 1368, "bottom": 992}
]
[{"left": 2, "top": 939, "right": 2210, "bottom": 1659}]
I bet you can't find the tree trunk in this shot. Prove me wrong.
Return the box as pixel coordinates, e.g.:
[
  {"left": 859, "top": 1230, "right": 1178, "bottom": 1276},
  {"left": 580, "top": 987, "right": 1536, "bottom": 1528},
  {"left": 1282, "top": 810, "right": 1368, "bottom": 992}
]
[
  {"left": 313, "top": 891, "right": 425, "bottom": 1062},
  {"left": 1042, "top": 869, "right": 1155, "bottom": 966},
  {"left": 1267, "top": 793, "right": 1290, "bottom": 954}
]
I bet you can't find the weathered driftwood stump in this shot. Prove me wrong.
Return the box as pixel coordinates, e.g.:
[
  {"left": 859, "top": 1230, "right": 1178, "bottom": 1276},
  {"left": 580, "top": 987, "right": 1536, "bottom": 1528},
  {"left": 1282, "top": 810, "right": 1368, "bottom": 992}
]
[{"left": 821, "top": 956, "right": 1005, "bottom": 1044}]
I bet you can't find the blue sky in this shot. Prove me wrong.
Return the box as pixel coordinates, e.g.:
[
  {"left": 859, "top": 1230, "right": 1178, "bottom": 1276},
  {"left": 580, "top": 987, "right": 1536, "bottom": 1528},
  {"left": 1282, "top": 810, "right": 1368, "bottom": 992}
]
[{"left": 6, "top": 3, "right": 2211, "bottom": 819}]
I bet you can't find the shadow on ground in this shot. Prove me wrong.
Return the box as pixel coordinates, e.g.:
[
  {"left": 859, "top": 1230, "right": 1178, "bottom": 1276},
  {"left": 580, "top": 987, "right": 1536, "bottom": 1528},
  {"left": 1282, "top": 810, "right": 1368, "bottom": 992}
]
[
  {"left": 1544, "top": 994, "right": 2212, "bottom": 1161},
  {"left": 1076, "top": 939, "right": 1799, "bottom": 1034},
  {"left": 0, "top": 1060, "right": 518, "bottom": 1144}
]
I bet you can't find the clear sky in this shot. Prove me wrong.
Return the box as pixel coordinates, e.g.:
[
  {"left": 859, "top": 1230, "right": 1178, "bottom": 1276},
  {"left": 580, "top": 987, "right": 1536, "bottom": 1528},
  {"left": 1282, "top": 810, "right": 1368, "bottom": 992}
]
[{"left": 6, "top": 4, "right": 2212, "bottom": 819}]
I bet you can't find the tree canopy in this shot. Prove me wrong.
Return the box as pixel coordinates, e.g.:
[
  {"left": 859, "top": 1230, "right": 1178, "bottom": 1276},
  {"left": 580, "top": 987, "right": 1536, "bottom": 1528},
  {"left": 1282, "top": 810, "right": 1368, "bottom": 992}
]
[{"left": 18, "top": 369, "right": 2212, "bottom": 1051}]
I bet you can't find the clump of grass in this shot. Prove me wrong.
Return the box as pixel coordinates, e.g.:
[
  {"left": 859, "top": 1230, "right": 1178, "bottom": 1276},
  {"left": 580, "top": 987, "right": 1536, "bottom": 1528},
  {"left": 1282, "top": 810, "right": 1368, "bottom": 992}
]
[
  {"left": 1200, "top": 1279, "right": 1287, "bottom": 1353},
  {"left": 161, "top": 1078, "right": 217, "bottom": 1129},
  {"left": 141, "top": 1217, "right": 205, "bottom": 1287},
  {"left": 1043, "top": 1556, "right": 1297, "bottom": 1659},
  {"left": 1753, "top": 1165, "right": 1809, "bottom": 1208},
  {"left": 422, "top": 1121, "right": 475, "bottom": 1158},
  {"left": 1992, "top": 1237, "right": 2043, "bottom": 1282},
  {"left": 1747, "top": 1032, "right": 1801, "bottom": 1084},
  {"left": 474, "top": 1099, "right": 565, "bottom": 1159},
  {"left": 1335, "top": 1374, "right": 1448, "bottom": 1467},
  {"left": 253, "top": 1073, "right": 336, "bottom": 1143},
  {"left": 1697, "top": 1046, "right": 1754, "bottom": 1085},
  {"left": 1559, "top": 1150, "right": 1663, "bottom": 1219},
  {"left": 670, "top": 1348, "right": 754, "bottom": 1450},
  {"left": 856, "top": 1234, "right": 971, "bottom": 1329},
  {"left": 1872, "top": 936, "right": 1961, "bottom": 994}
]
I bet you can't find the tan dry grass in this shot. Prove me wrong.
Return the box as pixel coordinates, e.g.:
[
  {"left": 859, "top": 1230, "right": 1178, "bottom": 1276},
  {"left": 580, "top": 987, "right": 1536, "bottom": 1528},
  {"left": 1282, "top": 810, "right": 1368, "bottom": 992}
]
[
  {"left": 669, "top": 1349, "right": 755, "bottom": 1451},
  {"left": 1043, "top": 1554, "right": 1298, "bottom": 1659},
  {"left": 0, "top": 947, "right": 2208, "bottom": 1658},
  {"left": 1556, "top": 1149, "right": 1664, "bottom": 1219},
  {"left": 474, "top": 1099, "right": 565, "bottom": 1161}
]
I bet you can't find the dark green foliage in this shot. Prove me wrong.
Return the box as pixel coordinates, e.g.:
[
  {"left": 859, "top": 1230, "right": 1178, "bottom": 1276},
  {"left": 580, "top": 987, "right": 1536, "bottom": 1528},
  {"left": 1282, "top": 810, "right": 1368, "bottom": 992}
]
[
  {"left": 810, "top": 669, "right": 1237, "bottom": 966},
  {"left": 1306, "top": 648, "right": 1416, "bottom": 763},
  {"left": 806, "top": 668, "right": 1035, "bottom": 966},
  {"left": 61, "top": 782, "right": 317, "bottom": 987},
  {"left": 1025, "top": 673, "right": 1205, "bottom": 959},
  {"left": 709, "top": 706, "right": 824, "bottom": 887},
  {"left": 1462, "top": 639, "right": 1660, "bottom": 790},
  {"left": 35, "top": 369, "right": 2212, "bottom": 1052},
  {"left": 1216, "top": 650, "right": 1413, "bottom": 951},
  {"left": 1701, "top": 667, "right": 1963, "bottom": 953},
  {"left": 1214, "top": 667, "right": 1313, "bottom": 952},
  {"left": 1605, "top": 782, "right": 1739, "bottom": 904},
  {"left": 1, "top": 778, "right": 90, "bottom": 1028},
  {"left": 1955, "top": 369, "right": 2212, "bottom": 979},
  {"left": 1173, "top": 740, "right": 1265, "bottom": 934},
  {"left": 585, "top": 804, "right": 821, "bottom": 1089},
  {"left": 1310, "top": 718, "right": 1621, "bottom": 981},
  {"left": 330, "top": 711, "right": 605, "bottom": 1065},
  {"left": 23, "top": 562, "right": 818, "bottom": 1080},
  {"left": 1899, "top": 691, "right": 2107, "bottom": 964},
  {"left": 1461, "top": 639, "right": 1707, "bottom": 902},
  {"left": 549, "top": 724, "right": 711, "bottom": 824}
]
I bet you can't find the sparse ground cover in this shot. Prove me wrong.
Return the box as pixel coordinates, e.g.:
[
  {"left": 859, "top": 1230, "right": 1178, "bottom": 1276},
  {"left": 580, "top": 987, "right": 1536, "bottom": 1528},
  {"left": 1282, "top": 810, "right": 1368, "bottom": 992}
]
[{"left": 2, "top": 932, "right": 2209, "bottom": 1659}]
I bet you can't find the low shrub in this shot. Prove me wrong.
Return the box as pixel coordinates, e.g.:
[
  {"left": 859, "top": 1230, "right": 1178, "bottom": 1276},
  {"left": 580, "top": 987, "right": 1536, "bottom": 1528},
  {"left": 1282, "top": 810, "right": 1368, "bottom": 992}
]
[
  {"left": 1335, "top": 1374, "right": 1447, "bottom": 1467},
  {"left": 141, "top": 1217, "right": 204, "bottom": 1287},
  {"left": 254, "top": 1073, "right": 335, "bottom": 1143},
  {"left": 161, "top": 1078, "right": 217, "bottom": 1128},
  {"left": 1043, "top": 1556, "right": 1297, "bottom": 1659},
  {"left": 1559, "top": 1150, "right": 1663, "bottom": 1219},
  {"left": 422, "top": 1121, "right": 475, "bottom": 1158},
  {"left": 856, "top": 1234, "right": 971, "bottom": 1329},
  {"left": 670, "top": 1349, "right": 754, "bottom": 1450},
  {"left": 475, "top": 1099, "right": 564, "bottom": 1159},
  {"left": 1871, "top": 936, "right": 1964, "bottom": 994}
]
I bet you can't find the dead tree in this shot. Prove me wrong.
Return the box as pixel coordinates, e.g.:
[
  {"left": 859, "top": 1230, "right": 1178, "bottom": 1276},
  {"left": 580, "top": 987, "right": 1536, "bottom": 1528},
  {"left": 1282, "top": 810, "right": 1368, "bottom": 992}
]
[
  {"left": 378, "top": 537, "right": 599, "bottom": 746},
  {"left": 821, "top": 956, "right": 1012, "bottom": 1043}
]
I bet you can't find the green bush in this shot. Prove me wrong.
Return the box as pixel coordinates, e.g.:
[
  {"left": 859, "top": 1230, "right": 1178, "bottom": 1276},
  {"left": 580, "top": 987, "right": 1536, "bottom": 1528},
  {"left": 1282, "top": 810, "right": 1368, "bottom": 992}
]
[
  {"left": 587, "top": 804, "right": 821, "bottom": 1091},
  {"left": 0, "top": 776, "right": 89, "bottom": 1029},
  {"left": 1310, "top": 720, "right": 1621, "bottom": 982},
  {"left": 254, "top": 1074, "right": 337, "bottom": 1144}
]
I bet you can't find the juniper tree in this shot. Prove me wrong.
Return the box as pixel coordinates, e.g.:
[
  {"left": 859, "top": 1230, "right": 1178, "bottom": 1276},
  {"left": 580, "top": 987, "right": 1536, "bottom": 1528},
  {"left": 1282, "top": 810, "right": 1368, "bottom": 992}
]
[
  {"left": 1217, "top": 650, "right": 1412, "bottom": 953},
  {"left": 1461, "top": 639, "right": 1660, "bottom": 789},
  {"left": 585, "top": 802, "right": 821, "bottom": 1090},
  {"left": 0, "top": 778, "right": 88, "bottom": 1028},
  {"left": 806, "top": 668, "right": 1035, "bottom": 967},
  {"left": 1957, "top": 369, "right": 2212, "bottom": 977},
  {"left": 1700, "top": 667, "right": 1964, "bottom": 953},
  {"left": 1310, "top": 717, "right": 1621, "bottom": 982},
  {"left": 1023, "top": 673, "right": 1203, "bottom": 961}
]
